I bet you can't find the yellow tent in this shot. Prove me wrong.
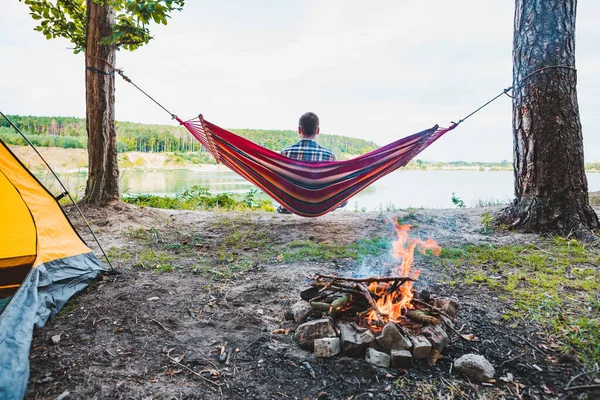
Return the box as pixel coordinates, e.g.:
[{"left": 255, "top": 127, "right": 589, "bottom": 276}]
[{"left": 0, "top": 138, "right": 107, "bottom": 399}]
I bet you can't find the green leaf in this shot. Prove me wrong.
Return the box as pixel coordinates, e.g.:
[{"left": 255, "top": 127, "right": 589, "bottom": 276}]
[{"left": 24, "top": 0, "right": 184, "bottom": 51}]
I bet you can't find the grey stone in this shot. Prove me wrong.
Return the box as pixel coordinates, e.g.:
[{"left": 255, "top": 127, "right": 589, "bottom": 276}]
[
  {"left": 421, "top": 324, "right": 449, "bottom": 352},
  {"left": 283, "top": 308, "right": 295, "bottom": 321},
  {"left": 410, "top": 335, "right": 432, "bottom": 359},
  {"left": 295, "top": 318, "right": 336, "bottom": 349},
  {"left": 300, "top": 287, "right": 320, "bottom": 301},
  {"left": 360, "top": 330, "right": 376, "bottom": 344},
  {"left": 292, "top": 300, "right": 313, "bottom": 323},
  {"left": 454, "top": 354, "right": 495, "bottom": 382},
  {"left": 391, "top": 349, "right": 412, "bottom": 369},
  {"left": 338, "top": 322, "right": 368, "bottom": 356},
  {"left": 377, "top": 323, "right": 412, "bottom": 351},
  {"left": 314, "top": 338, "right": 341, "bottom": 358},
  {"left": 365, "top": 348, "right": 390, "bottom": 368}
]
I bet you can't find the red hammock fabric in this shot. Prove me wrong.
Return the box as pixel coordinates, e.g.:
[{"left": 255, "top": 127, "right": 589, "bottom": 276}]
[{"left": 180, "top": 116, "right": 456, "bottom": 217}]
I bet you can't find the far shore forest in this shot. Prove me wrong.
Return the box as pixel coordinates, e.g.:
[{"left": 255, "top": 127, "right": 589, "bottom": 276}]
[
  {"left": 6, "top": 115, "right": 600, "bottom": 173},
  {"left": 1, "top": 114, "right": 377, "bottom": 165}
]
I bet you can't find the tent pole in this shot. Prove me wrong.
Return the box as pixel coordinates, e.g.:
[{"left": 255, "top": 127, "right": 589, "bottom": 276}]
[{"left": 0, "top": 111, "right": 115, "bottom": 272}]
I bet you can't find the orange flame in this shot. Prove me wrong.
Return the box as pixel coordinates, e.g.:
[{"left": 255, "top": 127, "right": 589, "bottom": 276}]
[{"left": 366, "top": 222, "right": 441, "bottom": 326}]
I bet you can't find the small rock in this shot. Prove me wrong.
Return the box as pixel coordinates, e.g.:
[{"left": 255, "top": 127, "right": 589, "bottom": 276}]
[
  {"left": 314, "top": 338, "right": 341, "bottom": 358},
  {"left": 50, "top": 334, "right": 61, "bottom": 345},
  {"left": 146, "top": 297, "right": 160, "bottom": 301},
  {"left": 283, "top": 308, "right": 295, "bottom": 321},
  {"left": 338, "top": 322, "right": 368, "bottom": 356},
  {"left": 377, "top": 323, "right": 412, "bottom": 351},
  {"left": 391, "top": 349, "right": 412, "bottom": 369},
  {"left": 360, "top": 330, "right": 376, "bottom": 344},
  {"left": 292, "top": 300, "right": 313, "bottom": 323},
  {"left": 365, "top": 348, "right": 390, "bottom": 368},
  {"left": 454, "top": 354, "right": 495, "bottom": 382},
  {"left": 410, "top": 335, "right": 432, "bottom": 359},
  {"left": 418, "top": 290, "right": 431, "bottom": 303},
  {"left": 421, "top": 324, "right": 448, "bottom": 352},
  {"left": 295, "top": 318, "right": 336, "bottom": 349},
  {"left": 433, "top": 297, "right": 459, "bottom": 319}
]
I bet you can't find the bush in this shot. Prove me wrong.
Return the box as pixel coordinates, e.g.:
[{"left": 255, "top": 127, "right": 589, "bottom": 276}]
[{"left": 122, "top": 186, "right": 276, "bottom": 212}]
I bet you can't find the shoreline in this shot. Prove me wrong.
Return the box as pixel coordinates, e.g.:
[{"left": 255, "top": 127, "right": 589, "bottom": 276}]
[{"left": 11, "top": 145, "right": 600, "bottom": 175}]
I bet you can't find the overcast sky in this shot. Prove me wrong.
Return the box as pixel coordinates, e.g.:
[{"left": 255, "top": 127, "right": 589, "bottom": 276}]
[{"left": 1, "top": 1, "right": 599, "bottom": 162}]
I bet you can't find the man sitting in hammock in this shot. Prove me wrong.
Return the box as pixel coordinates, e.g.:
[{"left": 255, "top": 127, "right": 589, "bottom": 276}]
[{"left": 277, "top": 112, "right": 347, "bottom": 214}]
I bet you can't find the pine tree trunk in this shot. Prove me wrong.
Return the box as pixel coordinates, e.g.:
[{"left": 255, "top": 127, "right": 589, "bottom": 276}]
[
  {"left": 83, "top": 0, "right": 119, "bottom": 204},
  {"left": 496, "top": 0, "right": 599, "bottom": 237}
]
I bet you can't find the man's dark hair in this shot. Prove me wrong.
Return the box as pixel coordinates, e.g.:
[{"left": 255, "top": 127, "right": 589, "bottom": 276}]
[{"left": 299, "top": 112, "right": 319, "bottom": 137}]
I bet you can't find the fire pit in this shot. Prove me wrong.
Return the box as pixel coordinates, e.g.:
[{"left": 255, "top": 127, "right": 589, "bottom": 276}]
[{"left": 285, "top": 222, "right": 476, "bottom": 369}]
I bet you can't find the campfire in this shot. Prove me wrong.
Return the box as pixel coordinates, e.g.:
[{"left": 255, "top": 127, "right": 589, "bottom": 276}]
[{"left": 286, "top": 222, "right": 474, "bottom": 369}]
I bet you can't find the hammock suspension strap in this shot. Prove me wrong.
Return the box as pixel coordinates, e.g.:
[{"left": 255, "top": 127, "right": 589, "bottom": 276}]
[{"left": 86, "top": 54, "right": 577, "bottom": 131}]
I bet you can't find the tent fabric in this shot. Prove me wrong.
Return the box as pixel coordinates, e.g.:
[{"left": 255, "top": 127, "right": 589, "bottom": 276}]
[
  {"left": 180, "top": 116, "right": 456, "bottom": 217},
  {"left": 0, "top": 254, "right": 105, "bottom": 400},
  {"left": 0, "top": 143, "right": 90, "bottom": 268},
  {"left": 0, "top": 139, "right": 107, "bottom": 399}
]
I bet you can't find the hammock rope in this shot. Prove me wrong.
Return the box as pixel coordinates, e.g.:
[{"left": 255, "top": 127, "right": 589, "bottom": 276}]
[{"left": 86, "top": 61, "right": 572, "bottom": 216}]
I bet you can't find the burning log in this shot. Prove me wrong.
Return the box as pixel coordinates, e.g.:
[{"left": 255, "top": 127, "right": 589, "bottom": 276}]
[
  {"left": 329, "top": 295, "right": 350, "bottom": 314},
  {"left": 310, "top": 302, "right": 332, "bottom": 312},
  {"left": 411, "top": 298, "right": 456, "bottom": 322},
  {"left": 405, "top": 309, "right": 439, "bottom": 325}
]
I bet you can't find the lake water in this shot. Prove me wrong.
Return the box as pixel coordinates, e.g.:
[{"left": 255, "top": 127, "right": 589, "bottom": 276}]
[{"left": 43, "top": 169, "right": 600, "bottom": 210}]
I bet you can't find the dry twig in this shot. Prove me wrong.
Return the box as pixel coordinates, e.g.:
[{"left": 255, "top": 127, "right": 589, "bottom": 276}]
[{"left": 166, "top": 351, "right": 222, "bottom": 389}]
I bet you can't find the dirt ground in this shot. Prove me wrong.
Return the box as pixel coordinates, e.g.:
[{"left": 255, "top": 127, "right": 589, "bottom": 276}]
[{"left": 25, "top": 202, "right": 599, "bottom": 400}]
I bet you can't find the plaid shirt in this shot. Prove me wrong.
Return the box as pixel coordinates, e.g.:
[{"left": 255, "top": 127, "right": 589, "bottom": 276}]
[{"left": 281, "top": 139, "right": 336, "bottom": 162}]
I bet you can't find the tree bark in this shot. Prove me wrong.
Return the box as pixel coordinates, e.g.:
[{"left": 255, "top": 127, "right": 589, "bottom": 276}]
[
  {"left": 496, "top": 0, "right": 599, "bottom": 237},
  {"left": 83, "top": 0, "right": 119, "bottom": 204}
]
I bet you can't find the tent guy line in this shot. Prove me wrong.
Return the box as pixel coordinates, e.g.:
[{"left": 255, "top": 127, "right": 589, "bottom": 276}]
[{"left": 0, "top": 136, "right": 108, "bottom": 399}]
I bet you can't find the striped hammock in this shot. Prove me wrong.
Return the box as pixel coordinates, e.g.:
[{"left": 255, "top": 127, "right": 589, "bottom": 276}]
[{"left": 180, "top": 116, "right": 456, "bottom": 217}]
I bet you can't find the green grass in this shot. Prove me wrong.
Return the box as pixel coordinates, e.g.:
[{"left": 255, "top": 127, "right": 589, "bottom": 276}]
[
  {"left": 106, "top": 246, "right": 132, "bottom": 262},
  {"left": 132, "top": 249, "right": 176, "bottom": 273},
  {"left": 479, "top": 211, "right": 494, "bottom": 234},
  {"left": 117, "top": 212, "right": 394, "bottom": 280},
  {"left": 282, "top": 236, "right": 390, "bottom": 262},
  {"left": 437, "top": 238, "right": 600, "bottom": 364},
  {"left": 124, "top": 227, "right": 159, "bottom": 241},
  {"left": 192, "top": 260, "right": 255, "bottom": 281},
  {"left": 397, "top": 208, "right": 422, "bottom": 225}
]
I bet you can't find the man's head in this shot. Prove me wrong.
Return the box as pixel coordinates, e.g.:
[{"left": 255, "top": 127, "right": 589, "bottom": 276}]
[{"left": 298, "top": 112, "right": 320, "bottom": 139}]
